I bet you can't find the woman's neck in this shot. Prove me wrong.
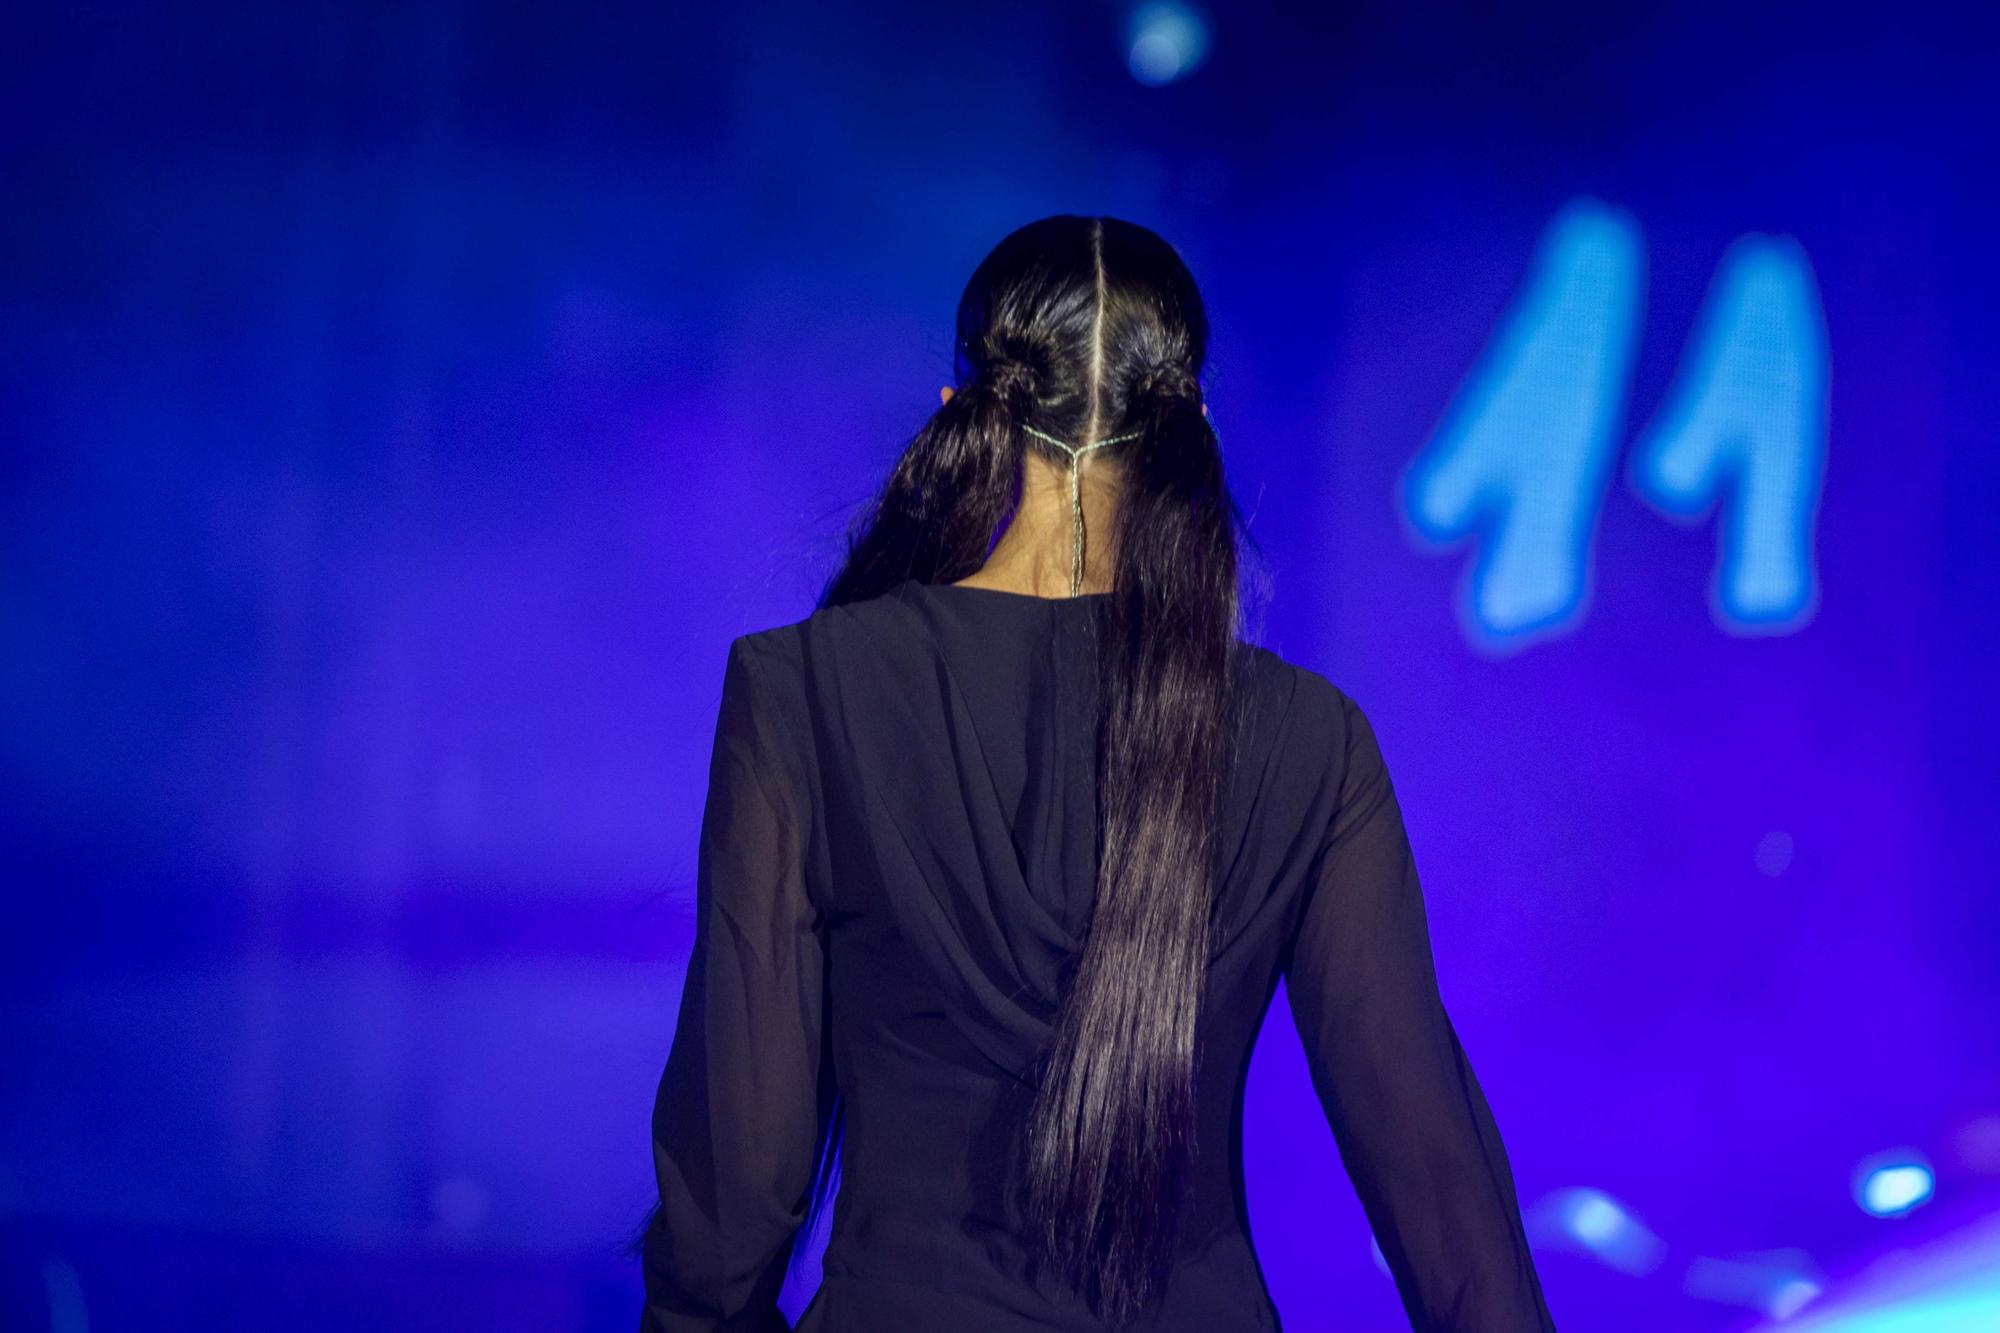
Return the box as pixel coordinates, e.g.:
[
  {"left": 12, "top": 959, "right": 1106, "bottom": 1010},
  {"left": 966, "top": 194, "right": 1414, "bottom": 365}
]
[{"left": 953, "top": 450, "right": 1124, "bottom": 597}]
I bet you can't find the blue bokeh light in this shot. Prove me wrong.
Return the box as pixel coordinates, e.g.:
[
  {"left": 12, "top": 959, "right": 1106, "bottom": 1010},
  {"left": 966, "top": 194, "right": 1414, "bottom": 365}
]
[
  {"left": 1853, "top": 1152, "right": 1936, "bottom": 1218},
  {"left": 1126, "top": 3, "right": 1210, "bottom": 86},
  {"left": 1686, "top": 1249, "right": 1825, "bottom": 1321},
  {"left": 1526, "top": 1186, "right": 1668, "bottom": 1275},
  {"left": 1750, "top": 1212, "right": 2000, "bottom": 1332}
]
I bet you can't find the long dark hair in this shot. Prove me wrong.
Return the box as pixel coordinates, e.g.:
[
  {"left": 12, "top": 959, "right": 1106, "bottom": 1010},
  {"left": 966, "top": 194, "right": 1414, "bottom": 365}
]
[{"left": 818, "top": 214, "right": 1246, "bottom": 1323}]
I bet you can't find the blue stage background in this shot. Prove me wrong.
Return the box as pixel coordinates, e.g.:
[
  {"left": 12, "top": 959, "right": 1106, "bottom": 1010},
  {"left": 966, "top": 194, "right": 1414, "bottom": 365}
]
[{"left": 4, "top": 2, "right": 1996, "bottom": 1329}]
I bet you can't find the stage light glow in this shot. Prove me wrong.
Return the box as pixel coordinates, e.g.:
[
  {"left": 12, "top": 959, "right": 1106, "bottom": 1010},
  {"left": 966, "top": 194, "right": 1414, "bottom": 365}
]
[
  {"left": 1774, "top": 1293, "right": 2000, "bottom": 1332},
  {"left": 1525, "top": 1186, "right": 1667, "bottom": 1275},
  {"left": 1756, "top": 830, "right": 1795, "bottom": 876},
  {"left": 1686, "top": 1249, "right": 1825, "bottom": 1320},
  {"left": 1748, "top": 1211, "right": 2000, "bottom": 1332},
  {"left": 1770, "top": 1279, "right": 1825, "bottom": 1320},
  {"left": 41, "top": 1257, "right": 88, "bottom": 1333},
  {"left": 1957, "top": 1114, "right": 2000, "bottom": 1173},
  {"left": 1126, "top": 3, "right": 1209, "bottom": 86},
  {"left": 1855, "top": 1157, "right": 1934, "bottom": 1218},
  {"left": 1570, "top": 1191, "right": 1622, "bottom": 1244}
]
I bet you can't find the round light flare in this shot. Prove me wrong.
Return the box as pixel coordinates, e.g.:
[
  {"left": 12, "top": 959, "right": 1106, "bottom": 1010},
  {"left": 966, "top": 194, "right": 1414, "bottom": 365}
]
[
  {"left": 1531, "top": 1186, "right": 1667, "bottom": 1275},
  {"left": 1755, "top": 829, "right": 1794, "bottom": 876},
  {"left": 1852, "top": 1150, "right": 1935, "bottom": 1218},
  {"left": 1767, "top": 1277, "right": 1823, "bottom": 1320},
  {"left": 1126, "top": 3, "right": 1210, "bottom": 87},
  {"left": 1567, "top": 1190, "right": 1623, "bottom": 1244}
]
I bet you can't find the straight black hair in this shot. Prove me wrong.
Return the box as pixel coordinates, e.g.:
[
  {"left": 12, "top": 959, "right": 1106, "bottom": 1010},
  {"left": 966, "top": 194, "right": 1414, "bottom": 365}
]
[{"left": 816, "top": 214, "right": 1247, "bottom": 1324}]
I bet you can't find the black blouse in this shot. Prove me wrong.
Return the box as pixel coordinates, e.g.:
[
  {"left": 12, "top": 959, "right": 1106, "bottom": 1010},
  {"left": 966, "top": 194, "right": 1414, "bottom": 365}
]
[{"left": 640, "top": 578, "right": 1555, "bottom": 1332}]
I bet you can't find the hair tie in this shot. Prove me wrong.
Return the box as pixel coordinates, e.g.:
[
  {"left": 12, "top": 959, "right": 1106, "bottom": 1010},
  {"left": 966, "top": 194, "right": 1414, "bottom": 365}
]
[{"left": 1021, "top": 424, "right": 1143, "bottom": 596}]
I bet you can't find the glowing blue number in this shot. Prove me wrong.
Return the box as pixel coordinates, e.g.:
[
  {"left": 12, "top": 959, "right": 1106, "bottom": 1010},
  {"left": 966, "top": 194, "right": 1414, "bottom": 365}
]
[
  {"left": 1628, "top": 235, "right": 1828, "bottom": 633},
  {"left": 1402, "top": 199, "right": 1830, "bottom": 649},
  {"left": 1400, "top": 198, "right": 1646, "bottom": 652}
]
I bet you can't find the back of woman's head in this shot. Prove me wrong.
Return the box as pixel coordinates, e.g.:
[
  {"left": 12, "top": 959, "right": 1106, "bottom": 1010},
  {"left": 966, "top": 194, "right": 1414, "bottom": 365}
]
[
  {"left": 954, "top": 212, "right": 1210, "bottom": 468},
  {"left": 821, "top": 215, "right": 1246, "bottom": 1325}
]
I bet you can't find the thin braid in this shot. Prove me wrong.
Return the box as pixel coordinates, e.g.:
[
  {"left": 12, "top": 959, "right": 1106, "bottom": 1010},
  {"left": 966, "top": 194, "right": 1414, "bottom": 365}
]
[{"left": 1021, "top": 423, "right": 1143, "bottom": 596}]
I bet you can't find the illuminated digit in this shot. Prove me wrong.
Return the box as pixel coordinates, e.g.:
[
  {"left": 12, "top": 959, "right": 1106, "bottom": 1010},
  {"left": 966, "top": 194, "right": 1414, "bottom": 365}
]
[
  {"left": 1628, "top": 234, "right": 1828, "bottom": 632},
  {"left": 1401, "top": 198, "right": 1646, "bottom": 651}
]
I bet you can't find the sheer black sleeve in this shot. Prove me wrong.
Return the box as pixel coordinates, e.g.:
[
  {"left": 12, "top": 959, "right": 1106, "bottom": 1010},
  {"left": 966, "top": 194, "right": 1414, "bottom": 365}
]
[
  {"left": 1283, "top": 692, "right": 1556, "bottom": 1331},
  {"left": 641, "top": 634, "right": 835, "bottom": 1333}
]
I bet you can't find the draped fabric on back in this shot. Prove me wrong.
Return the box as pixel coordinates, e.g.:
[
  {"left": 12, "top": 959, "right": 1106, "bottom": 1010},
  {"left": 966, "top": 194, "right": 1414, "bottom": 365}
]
[
  {"left": 639, "top": 578, "right": 1558, "bottom": 1332},
  {"left": 800, "top": 582, "right": 1321, "bottom": 1086}
]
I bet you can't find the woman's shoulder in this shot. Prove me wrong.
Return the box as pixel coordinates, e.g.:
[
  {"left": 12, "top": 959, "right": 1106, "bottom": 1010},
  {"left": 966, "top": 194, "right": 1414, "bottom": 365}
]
[
  {"left": 711, "top": 581, "right": 925, "bottom": 690},
  {"left": 719, "top": 580, "right": 917, "bottom": 661},
  {"left": 1231, "top": 638, "right": 1355, "bottom": 733}
]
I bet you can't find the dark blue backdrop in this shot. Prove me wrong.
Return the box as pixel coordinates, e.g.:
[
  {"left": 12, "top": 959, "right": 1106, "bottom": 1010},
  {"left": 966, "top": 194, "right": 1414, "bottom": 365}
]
[{"left": 4, "top": 2, "right": 1997, "bottom": 1329}]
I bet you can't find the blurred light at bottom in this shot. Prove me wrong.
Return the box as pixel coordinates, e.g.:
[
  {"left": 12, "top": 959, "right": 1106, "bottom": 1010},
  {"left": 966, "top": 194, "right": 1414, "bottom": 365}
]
[
  {"left": 1751, "top": 1212, "right": 2000, "bottom": 1332},
  {"left": 1685, "top": 1249, "right": 1824, "bottom": 1320},
  {"left": 1524, "top": 1186, "right": 1667, "bottom": 1275}
]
